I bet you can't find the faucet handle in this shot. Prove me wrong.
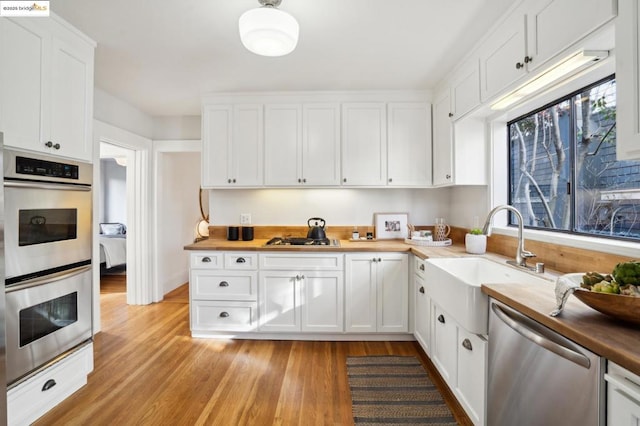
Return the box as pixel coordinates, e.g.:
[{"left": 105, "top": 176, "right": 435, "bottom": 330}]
[{"left": 521, "top": 250, "right": 536, "bottom": 259}]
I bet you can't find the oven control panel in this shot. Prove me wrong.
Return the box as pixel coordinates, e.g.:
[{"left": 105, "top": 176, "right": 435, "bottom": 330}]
[{"left": 16, "top": 156, "right": 79, "bottom": 180}]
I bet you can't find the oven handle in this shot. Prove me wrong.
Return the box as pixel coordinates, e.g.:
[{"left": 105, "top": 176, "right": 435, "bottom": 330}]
[
  {"left": 6, "top": 265, "right": 92, "bottom": 293},
  {"left": 4, "top": 180, "right": 91, "bottom": 192}
]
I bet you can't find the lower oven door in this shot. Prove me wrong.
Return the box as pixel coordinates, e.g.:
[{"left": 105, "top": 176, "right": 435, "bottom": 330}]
[{"left": 5, "top": 265, "right": 92, "bottom": 385}]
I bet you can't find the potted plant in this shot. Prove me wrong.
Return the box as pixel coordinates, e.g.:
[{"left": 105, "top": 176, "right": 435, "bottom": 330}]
[{"left": 465, "top": 228, "right": 487, "bottom": 254}]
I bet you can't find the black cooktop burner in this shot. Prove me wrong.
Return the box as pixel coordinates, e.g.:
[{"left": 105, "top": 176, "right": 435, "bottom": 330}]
[{"left": 265, "top": 237, "right": 337, "bottom": 246}]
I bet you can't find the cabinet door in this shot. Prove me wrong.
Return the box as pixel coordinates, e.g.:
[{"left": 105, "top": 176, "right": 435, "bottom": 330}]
[
  {"left": 456, "top": 329, "right": 487, "bottom": 426},
  {"left": 301, "top": 272, "right": 344, "bottom": 332},
  {"left": 258, "top": 272, "right": 300, "bottom": 332},
  {"left": 432, "top": 90, "right": 453, "bottom": 186},
  {"left": 341, "top": 103, "right": 387, "bottom": 186},
  {"left": 264, "top": 104, "right": 301, "bottom": 185},
  {"left": 387, "top": 103, "right": 432, "bottom": 187},
  {"left": 50, "top": 36, "right": 93, "bottom": 162},
  {"left": 616, "top": 0, "right": 640, "bottom": 160},
  {"left": 479, "top": 11, "right": 527, "bottom": 101},
  {"left": 302, "top": 103, "right": 340, "bottom": 185},
  {"left": 608, "top": 389, "right": 640, "bottom": 426},
  {"left": 432, "top": 305, "right": 458, "bottom": 386},
  {"left": 231, "top": 104, "right": 264, "bottom": 186},
  {"left": 414, "top": 273, "right": 430, "bottom": 355},
  {"left": 526, "top": 0, "right": 616, "bottom": 73},
  {"left": 202, "top": 105, "right": 232, "bottom": 187},
  {"left": 377, "top": 254, "right": 408, "bottom": 333},
  {"left": 0, "top": 19, "right": 49, "bottom": 153},
  {"left": 451, "top": 60, "right": 481, "bottom": 119},
  {"left": 345, "top": 254, "right": 377, "bottom": 332}
]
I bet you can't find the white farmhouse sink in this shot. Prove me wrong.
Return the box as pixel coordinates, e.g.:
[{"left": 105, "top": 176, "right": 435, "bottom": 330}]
[{"left": 424, "top": 257, "right": 552, "bottom": 335}]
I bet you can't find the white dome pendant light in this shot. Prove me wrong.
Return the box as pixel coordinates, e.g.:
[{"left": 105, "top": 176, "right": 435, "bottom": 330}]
[{"left": 239, "top": 0, "right": 299, "bottom": 57}]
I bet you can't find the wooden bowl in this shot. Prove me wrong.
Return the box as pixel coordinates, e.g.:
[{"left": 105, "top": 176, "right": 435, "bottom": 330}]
[{"left": 573, "top": 289, "right": 640, "bottom": 325}]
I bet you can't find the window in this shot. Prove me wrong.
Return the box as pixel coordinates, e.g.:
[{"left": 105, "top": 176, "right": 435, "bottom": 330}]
[{"left": 508, "top": 76, "right": 640, "bottom": 241}]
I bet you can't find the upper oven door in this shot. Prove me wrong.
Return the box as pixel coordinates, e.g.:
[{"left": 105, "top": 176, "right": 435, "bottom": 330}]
[{"left": 4, "top": 181, "right": 92, "bottom": 280}]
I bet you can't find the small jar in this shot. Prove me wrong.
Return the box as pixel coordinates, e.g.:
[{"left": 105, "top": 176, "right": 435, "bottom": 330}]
[{"left": 352, "top": 229, "right": 360, "bottom": 239}]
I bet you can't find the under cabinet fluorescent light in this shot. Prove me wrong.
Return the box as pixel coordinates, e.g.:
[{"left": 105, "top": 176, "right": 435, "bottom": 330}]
[{"left": 491, "top": 50, "right": 609, "bottom": 111}]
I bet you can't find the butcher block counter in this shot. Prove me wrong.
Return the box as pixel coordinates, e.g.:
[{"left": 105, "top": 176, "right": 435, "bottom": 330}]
[{"left": 185, "top": 237, "right": 640, "bottom": 376}]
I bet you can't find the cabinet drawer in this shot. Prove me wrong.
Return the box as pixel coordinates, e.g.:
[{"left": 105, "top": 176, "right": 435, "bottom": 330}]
[
  {"left": 8, "top": 342, "right": 93, "bottom": 426},
  {"left": 224, "top": 253, "right": 258, "bottom": 269},
  {"left": 191, "top": 301, "right": 258, "bottom": 332},
  {"left": 191, "top": 270, "right": 257, "bottom": 301},
  {"left": 414, "top": 256, "right": 426, "bottom": 277},
  {"left": 259, "top": 253, "right": 344, "bottom": 270},
  {"left": 190, "top": 252, "right": 223, "bottom": 269},
  {"left": 456, "top": 328, "right": 487, "bottom": 426}
]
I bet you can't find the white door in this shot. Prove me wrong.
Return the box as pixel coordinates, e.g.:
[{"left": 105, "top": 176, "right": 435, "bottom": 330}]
[
  {"left": 341, "top": 103, "right": 387, "bottom": 186},
  {"left": 377, "top": 254, "right": 408, "bottom": 333},
  {"left": 345, "top": 254, "right": 377, "bottom": 332},
  {"left": 387, "top": 103, "right": 432, "bottom": 186},
  {"left": 258, "top": 272, "right": 300, "bottom": 332},
  {"left": 231, "top": 104, "right": 263, "bottom": 186},
  {"left": 414, "top": 273, "right": 430, "bottom": 354},
  {"left": 301, "top": 272, "right": 344, "bottom": 332},
  {"left": 0, "top": 18, "right": 49, "bottom": 154},
  {"left": 264, "top": 104, "right": 301, "bottom": 185},
  {"left": 451, "top": 60, "right": 481, "bottom": 119},
  {"left": 302, "top": 103, "right": 341, "bottom": 185},
  {"left": 456, "top": 329, "right": 487, "bottom": 426},
  {"left": 432, "top": 90, "right": 453, "bottom": 186},
  {"left": 432, "top": 305, "right": 458, "bottom": 385},
  {"left": 202, "top": 105, "right": 232, "bottom": 187}
]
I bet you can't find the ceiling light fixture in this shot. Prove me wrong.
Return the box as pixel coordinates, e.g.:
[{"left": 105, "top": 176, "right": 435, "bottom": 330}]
[
  {"left": 239, "top": 0, "right": 299, "bottom": 57},
  {"left": 491, "top": 50, "right": 609, "bottom": 111}
]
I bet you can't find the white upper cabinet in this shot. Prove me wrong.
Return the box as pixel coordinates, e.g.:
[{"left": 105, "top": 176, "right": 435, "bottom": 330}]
[
  {"left": 202, "top": 104, "right": 263, "bottom": 187},
  {"left": 387, "top": 103, "right": 432, "bottom": 187},
  {"left": 0, "top": 16, "right": 94, "bottom": 162},
  {"left": 479, "top": 6, "right": 528, "bottom": 102},
  {"left": 616, "top": 0, "right": 640, "bottom": 160},
  {"left": 341, "top": 103, "right": 387, "bottom": 186},
  {"left": 450, "top": 59, "right": 481, "bottom": 119},
  {"left": 432, "top": 89, "right": 453, "bottom": 186},
  {"left": 264, "top": 103, "right": 340, "bottom": 186},
  {"left": 526, "top": 0, "right": 616, "bottom": 73}
]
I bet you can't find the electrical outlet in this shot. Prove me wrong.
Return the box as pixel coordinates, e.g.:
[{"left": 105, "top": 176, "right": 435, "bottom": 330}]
[{"left": 240, "top": 213, "right": 251, "bottom": 225}]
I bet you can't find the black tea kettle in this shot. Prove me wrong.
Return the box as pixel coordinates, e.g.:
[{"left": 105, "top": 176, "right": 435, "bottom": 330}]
[{"left": 307, "top": 217, "right": 327, "bottom": 240}]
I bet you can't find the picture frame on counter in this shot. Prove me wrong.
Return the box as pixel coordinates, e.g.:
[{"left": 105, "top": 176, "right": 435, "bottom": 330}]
[{"left": 374, "top": 212, "right": 409, "bottom": 239}]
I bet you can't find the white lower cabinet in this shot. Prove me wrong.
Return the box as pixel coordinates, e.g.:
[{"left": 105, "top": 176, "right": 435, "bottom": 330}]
[
  {"left": 431, "top": 303, "right": 487, "bottom": 426},
  {"left": 8, "top": 342, "right": 93, "bottom": 426},
  {"left": 258, "top": 253, "right": 344, "bottom": 333},
  {"left": 345, "top": 253, "right": 408, "bottom": 333},
  {"left": 413, "top": 256, "right": 431, "bottom": 355},
  {"left": 606, "top": 361, "right": 640, "bottom": 425}
]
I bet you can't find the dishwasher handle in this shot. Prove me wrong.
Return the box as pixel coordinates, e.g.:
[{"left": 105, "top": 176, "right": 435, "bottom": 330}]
[{"left": 491, "top": 302, "right": 591, "bottom": 369}]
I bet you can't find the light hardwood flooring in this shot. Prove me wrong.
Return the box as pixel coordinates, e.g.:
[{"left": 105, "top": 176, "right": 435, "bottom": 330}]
[{"left": 35, "top": 283, "right": 471, "bottom": 425}]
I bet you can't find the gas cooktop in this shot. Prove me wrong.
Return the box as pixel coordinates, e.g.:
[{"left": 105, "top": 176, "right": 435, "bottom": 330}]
[{"left": 265, "top": 237, "right": 340, "bottom": 247}]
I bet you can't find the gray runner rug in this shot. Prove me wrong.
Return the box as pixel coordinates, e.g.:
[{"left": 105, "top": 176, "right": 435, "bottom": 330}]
[{"left": 346, "top": 355, "right": 459, "bottom": 425}]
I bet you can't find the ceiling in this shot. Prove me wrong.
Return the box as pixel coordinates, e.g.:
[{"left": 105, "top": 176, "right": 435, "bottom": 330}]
[{"left": 53, "top": 0, "right": 512, "bottom": 117}]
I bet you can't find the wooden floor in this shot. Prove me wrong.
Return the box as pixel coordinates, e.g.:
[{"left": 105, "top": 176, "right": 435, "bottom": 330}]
[{"left": 35, "top": 283, "right": 471, "bottom": 426}]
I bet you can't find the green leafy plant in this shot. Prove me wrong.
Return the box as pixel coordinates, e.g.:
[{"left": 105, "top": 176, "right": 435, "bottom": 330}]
[{"left": 469, "top": 228, "right": 484, "bottom": 235}]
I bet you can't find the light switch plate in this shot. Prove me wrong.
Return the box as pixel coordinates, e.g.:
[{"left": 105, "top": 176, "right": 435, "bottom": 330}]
[{"left": 240, "top": 213, "right": 251, "bottom": 225}]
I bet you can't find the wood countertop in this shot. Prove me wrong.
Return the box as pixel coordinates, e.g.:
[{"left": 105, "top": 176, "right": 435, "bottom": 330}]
[
  {"left": 483, "top": 282, "right": 640, "bottom": 376},
  {"left": 185, "top": 238, "right": 640, "bottom": 376}
]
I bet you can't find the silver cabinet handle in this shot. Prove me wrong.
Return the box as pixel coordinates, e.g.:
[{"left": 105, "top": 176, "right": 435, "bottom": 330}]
[
  {"left": 53, "top": 143, "right": 60, "bottom": 150},
  {"left": 437, "top": 314, "right": 445, "bottom": 324},
  {"left": 42, "top": 379, "right": 57, "bottom": 391},
  {"left": 236, "top": 257, "right": 246, "bottom": 263},
  {"left": 419, "top": 264, "right": 425, "bottom": 271},
  {"left": 5, "top": 180, "right": 91, "bottom": 191},
  {"left": 7, "top": 264, "right": 91, "bottom": 293},
  {"left": 219, "top": 281, "right": 229, "bottom": 287},
  {"left": 462, "top": 338, "right": 473, "bottom": 351},
  {"left": 45, "top": 141, "right": 53, "bottom": 148},
  {"left": 491, "top": 302, "right": 591, "bottom": 368},
  {"left": 219, "top": 312, "right": 229, "bottom": 318},
  {"left": 419, "top": 286, "right": 425, "bottom": 294},
  {"left": 202, "top": 257, "right": 211, "bottom": 263}
]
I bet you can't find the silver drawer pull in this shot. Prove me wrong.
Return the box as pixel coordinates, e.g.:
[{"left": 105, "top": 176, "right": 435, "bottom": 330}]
[
  {"left": 462, "top": 338, "right": 473, "bottom": 351},
  {"left": 236, "top": 257, "right": 246, "bottom": 263},
  {"left": 219, "top": 312, "right": 229, "bottom": 318},
  {"left": 42, "top": 379, "right": 56, "bottom": 391},
  {"left": 419, "top": 264, "right": 425, "bottom": 271},
  {"left": 219, "top": 281, "right": 229, "bottom": 287},
  {"left": 437, "top": 314, "right": 445, "bottom": 324},
  {"left": 419, "top": 286, "right": 425, "bottom": 294},
  {"left": 202, "top": 257, "right": 212, "bottom": 263}
]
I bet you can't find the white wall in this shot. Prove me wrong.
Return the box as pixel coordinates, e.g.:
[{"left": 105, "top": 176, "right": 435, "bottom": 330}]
[
  {"left": 157, "top": 152, "right": 201, "bottom": 294},
  {"left": 94, "top": 88, "right": 154, "bottom": 138},
  {"left": 153, "top": 116, "right": 201, "bottom": 140},
  {"left": 100, "top": 158, "right": 127, "bottom": 225},
  {"left": 448, "top": 186, "right": 490, "bottom": 230},
  {"left": 208, "top": 188, "right": 451, "bottom": 228}
]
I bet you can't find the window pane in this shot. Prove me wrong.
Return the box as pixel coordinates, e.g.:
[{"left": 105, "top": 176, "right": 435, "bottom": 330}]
[
  {"left": 575, "top": 79, "right": 640, "bottom": 239},
  {"left": 509, "top": 100, "right": 572, "bottom": 230}
]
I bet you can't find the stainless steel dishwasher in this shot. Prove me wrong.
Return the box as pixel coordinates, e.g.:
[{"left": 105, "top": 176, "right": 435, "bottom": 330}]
[{"left": 488, "top": 299, "right": 604, "bottom": 426}]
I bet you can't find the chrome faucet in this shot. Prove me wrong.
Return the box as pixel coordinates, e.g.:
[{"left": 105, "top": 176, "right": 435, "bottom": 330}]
[{"left": 482, "top": 205, "right": 536, "bottom": 269}]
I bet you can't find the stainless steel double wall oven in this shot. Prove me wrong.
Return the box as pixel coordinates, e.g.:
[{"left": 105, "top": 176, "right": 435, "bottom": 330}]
[{"left": 3, "top": 149, "right": 92, "bottom": 385}]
